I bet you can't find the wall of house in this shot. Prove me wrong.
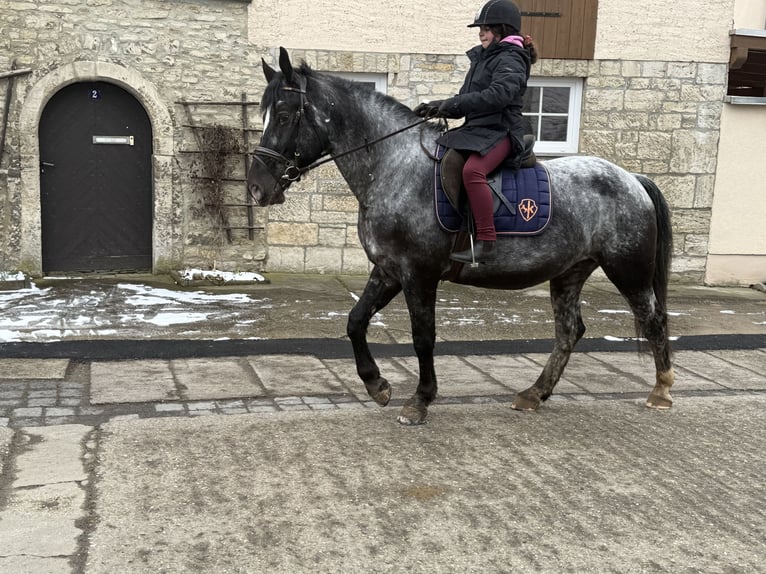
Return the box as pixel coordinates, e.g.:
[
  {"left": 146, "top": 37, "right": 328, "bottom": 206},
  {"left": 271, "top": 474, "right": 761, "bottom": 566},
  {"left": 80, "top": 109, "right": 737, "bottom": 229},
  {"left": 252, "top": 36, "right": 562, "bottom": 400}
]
[
  {"left": 0, "top": 0, "right": 751, "bottom": 283},
  {"left": 706, "top": 0, "right": 766, "bottom": 285}
]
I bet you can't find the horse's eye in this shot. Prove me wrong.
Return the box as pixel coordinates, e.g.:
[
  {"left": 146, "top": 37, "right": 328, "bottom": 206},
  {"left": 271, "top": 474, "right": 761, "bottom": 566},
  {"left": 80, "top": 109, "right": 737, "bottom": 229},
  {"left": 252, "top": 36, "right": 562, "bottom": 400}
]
[{"left": 277, "top": 112, "right": 290, "bottom": 126}]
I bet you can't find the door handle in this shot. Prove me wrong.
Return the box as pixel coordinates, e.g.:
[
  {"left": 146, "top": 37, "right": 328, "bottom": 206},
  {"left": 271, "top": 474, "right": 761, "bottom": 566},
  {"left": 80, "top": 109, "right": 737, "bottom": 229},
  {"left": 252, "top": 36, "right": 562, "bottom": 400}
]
[{"left": 40, "top": 161, "right": 55, "bottom": 173}]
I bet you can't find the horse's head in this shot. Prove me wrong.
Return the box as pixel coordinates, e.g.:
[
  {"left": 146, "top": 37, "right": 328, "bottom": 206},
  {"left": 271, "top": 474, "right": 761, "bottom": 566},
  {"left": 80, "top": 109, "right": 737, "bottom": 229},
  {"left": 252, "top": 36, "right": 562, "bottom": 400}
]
[{"left": 247, "top": 47, "right": 329, "bottom": 206}]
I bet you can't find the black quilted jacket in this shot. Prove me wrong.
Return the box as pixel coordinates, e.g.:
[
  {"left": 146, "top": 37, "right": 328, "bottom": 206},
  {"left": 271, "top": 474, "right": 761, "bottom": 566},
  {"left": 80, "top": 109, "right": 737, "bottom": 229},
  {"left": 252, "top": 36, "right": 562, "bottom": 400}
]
[{"left": 437, "top": 40, "right": 532, "bottom": 156}]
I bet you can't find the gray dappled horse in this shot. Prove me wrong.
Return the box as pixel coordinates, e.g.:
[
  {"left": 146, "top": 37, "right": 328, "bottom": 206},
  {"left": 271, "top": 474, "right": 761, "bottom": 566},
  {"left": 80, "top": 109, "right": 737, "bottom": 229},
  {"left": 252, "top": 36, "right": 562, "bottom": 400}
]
[{"left": 248, "top": 47, "right": 675, "bottom": 425}]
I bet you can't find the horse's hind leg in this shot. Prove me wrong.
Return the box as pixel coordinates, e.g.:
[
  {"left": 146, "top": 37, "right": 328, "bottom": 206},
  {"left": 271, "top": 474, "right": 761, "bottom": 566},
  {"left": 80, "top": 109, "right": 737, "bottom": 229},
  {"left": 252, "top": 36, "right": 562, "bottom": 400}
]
[
  {"left": 512, "top": 263, "right": 596, "bottom": 411},
  {"left": 621, "top": 288, "right": 674, "bottom": 409},
  {"left": 347, "top": 266, "right": 402, "bottom": 406}
]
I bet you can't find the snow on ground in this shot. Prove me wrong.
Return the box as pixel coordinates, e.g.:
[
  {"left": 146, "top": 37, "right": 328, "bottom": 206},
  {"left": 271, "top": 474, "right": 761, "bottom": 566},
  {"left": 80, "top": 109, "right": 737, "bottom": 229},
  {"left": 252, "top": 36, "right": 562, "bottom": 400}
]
[{"left": 0, "top": 280, "right": 270, "bottom": 342}]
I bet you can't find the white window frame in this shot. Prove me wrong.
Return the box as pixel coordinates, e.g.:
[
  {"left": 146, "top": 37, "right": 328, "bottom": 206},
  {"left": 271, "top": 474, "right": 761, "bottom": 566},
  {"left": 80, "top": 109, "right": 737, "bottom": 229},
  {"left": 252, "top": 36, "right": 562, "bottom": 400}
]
[
  {"left": 328, "top": 72, "right": 388, "bottom": 95},
  {"left": 523, "top": 77, "right": 583, "bottom": 155}
]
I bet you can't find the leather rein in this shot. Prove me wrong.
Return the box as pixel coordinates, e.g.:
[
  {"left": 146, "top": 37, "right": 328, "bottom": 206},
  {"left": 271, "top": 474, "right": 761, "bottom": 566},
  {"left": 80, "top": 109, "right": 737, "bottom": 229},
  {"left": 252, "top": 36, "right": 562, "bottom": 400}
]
[{"left": 250, "top": 79, "right": 445, "bottom": 190}]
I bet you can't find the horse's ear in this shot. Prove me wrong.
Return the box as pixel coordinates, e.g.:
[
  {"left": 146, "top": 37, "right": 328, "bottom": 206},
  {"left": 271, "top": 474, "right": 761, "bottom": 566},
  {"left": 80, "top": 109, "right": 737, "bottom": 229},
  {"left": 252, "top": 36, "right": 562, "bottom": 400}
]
[
  {"left": 262, "top": 58, "right": 276, "bottom": 83},
  {"left": 278, "top": 46, "right": 293, "bottom": 84}
]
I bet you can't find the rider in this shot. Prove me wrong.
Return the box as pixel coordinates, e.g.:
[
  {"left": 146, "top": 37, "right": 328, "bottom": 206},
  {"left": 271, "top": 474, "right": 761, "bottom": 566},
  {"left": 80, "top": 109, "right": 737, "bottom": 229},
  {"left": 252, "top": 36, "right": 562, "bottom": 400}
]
[{"left": 414, "top": 0, "right": 537, "bottom": 264}]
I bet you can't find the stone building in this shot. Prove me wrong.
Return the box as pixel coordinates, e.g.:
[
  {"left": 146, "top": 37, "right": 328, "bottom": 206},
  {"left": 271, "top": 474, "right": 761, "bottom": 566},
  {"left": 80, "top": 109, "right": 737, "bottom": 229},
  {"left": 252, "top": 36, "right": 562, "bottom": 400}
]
[{"left": 0, "top": 0, "right": 764, "bottom": 284}]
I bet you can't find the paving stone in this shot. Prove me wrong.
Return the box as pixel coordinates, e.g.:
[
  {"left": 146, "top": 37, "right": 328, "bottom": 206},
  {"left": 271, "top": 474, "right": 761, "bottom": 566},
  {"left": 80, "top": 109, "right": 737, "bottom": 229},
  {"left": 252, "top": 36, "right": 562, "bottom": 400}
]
[
  {"left": 248, "top": 405, "right": 278, "bottom": 414},
  {"left": 394, "top": 355, "right": 509, "bottom": 397},
  {"left": 13, "top": 425, "right": 90, "bottom": 488},
  {"left": 301, "top": 396, "right": 331, "bottom": 404},
  {"left": 8, "top": 483, "right": 85, "bottom": 520},
  {"left": 246, "top": 398, "right": 275, "bottom": 407},
  {"left": 155, "top": 403, "right": 185, "bottom": 412},
  {"left": 0, "top": 556, "right": 71, "bottom": 574},
  {"left": 91, "top": 360, "right": 177, "bottom": 404},
  {"left": 187, "top": 402, "right": 217, "bottom": 411},
  {"left": 280, "top": 404, "right": 310, "bottom": 411},
  {"left": 220, "top": 407, "right": 248, "bottom": 415},
  {"left": 216, "top": 399, "right": 245, "bottom": 409},
  {"left": 44, "top": 407, "right": 76, "bottom": 417},
  {"left": 172, "top": 357, "right": 263, "bottom": 400},
  {"left": 28, "top": 390, "right": 57, "bottom": 399},
  {"left": 0, "top": 359, "right": 69, "bottom": 380},
  {"left": 0, "top": 512, "right": 80, "bottom": 557},
  {"left": 13, "top": 407, "right": 42, "bottom": 418},
  {"left": 464, "top": 353, "right": 583, "bottom": 394},
  {"left": 274, "top": 396, "right": 303, "bottom": 405},
  {"left": 27, "top": 397, "right": 58, "bottom": 407},
  {"left": 248, "top": 354, "right": 346, "bottom": 395},
  {"left": 59, "top": 398, "right": 82, "bottom": 407},
  {"left": 674, "top": 350, "right": 766, "bottom": 390},
  {"left": 308, "top": 403, "right": 337, "bottom": 410}
]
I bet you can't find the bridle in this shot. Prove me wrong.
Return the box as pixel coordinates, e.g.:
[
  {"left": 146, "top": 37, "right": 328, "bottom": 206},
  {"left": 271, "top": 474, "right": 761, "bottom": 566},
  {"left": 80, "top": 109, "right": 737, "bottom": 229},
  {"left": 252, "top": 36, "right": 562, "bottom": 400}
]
[{"left": 250, "top": 76, "right": 444, "bottom": 192}]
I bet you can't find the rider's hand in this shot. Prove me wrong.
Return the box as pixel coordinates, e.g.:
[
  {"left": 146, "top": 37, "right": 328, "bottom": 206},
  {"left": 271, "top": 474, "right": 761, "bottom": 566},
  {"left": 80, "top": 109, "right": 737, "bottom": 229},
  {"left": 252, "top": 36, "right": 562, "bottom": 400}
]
[
  {"left": 413, "top": 100, "right": 443, "bottom": 118},
  {"left": 437, "top": 97, "right": 463, "bottom": 119}
]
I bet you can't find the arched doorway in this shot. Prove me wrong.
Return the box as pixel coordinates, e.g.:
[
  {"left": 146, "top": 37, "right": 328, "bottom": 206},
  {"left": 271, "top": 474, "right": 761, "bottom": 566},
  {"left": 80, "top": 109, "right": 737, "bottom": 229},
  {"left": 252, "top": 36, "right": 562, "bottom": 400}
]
[{"left": 39, "top": 81, "right": 153, "bottom": 273}]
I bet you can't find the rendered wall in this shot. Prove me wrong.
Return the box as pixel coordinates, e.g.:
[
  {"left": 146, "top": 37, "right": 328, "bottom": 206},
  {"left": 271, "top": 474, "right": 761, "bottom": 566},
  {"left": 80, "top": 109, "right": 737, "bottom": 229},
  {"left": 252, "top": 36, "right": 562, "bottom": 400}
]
[{"left": 705, "top": 0, "right": 766, "bottom": 285}]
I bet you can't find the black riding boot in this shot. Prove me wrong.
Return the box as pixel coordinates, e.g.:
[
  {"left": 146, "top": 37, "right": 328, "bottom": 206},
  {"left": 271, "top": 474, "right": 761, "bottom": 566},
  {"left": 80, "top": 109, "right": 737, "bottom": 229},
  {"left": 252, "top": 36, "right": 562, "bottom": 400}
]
[{"left": 450, "top": 240, "right": 496, "bottom": 264}]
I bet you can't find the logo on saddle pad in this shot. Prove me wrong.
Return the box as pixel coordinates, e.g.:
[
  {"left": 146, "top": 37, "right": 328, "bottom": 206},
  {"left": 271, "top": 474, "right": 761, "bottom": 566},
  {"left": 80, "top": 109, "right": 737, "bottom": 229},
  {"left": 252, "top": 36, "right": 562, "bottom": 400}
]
[{"left": 518, "top": 198, "right": 538, "bottom": 222}]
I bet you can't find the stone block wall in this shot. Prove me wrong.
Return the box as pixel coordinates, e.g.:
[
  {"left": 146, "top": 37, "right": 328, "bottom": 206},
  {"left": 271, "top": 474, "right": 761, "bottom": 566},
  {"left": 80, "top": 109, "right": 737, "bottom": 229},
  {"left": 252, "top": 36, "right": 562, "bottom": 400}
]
[{"left": 581, "top": 60, "right": 727, "bottom": 283}]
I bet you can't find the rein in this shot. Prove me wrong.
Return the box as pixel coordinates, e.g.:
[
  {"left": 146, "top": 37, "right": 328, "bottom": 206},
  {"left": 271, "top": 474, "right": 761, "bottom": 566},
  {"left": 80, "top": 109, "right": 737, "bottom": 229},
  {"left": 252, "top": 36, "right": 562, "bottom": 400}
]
[{"left": 251, "top": 81, "right": 445, "bottom": 186}]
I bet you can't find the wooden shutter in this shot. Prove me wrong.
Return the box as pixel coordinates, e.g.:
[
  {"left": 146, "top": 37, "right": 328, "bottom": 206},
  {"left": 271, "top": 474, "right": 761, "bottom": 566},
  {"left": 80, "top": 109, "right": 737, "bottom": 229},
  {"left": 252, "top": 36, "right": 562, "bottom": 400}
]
[{"left": 516, "top": 0, "right": 598, "bottom": 60}]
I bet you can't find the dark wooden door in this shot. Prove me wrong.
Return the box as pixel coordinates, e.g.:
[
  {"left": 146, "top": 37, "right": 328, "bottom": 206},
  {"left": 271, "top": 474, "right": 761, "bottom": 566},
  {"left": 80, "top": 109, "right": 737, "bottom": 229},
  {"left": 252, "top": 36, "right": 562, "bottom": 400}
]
[{"left": 39, "top": 81, "right": 153, "bottom": 273}]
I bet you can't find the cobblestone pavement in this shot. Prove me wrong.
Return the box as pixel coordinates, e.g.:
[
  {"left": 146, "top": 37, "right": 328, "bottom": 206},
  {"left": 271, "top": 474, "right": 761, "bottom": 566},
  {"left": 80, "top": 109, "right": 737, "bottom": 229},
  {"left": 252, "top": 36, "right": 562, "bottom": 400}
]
[{"left": 0, "top": 349, "right": 764, "bottom": 430}]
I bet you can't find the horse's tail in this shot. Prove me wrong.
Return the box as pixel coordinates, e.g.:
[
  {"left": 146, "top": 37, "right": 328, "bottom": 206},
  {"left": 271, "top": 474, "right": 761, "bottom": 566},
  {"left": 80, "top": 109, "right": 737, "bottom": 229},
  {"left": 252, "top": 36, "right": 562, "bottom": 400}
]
[{"left": 634, "top": 174, "right": 673, "bottom": 313}]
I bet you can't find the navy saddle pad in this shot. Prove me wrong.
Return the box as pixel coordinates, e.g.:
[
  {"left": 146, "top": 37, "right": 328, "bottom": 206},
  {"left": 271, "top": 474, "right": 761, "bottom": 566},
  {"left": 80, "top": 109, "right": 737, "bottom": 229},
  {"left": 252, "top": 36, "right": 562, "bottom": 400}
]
[{"left": 434, "top": 146, "right": 552, "bottom": 235}]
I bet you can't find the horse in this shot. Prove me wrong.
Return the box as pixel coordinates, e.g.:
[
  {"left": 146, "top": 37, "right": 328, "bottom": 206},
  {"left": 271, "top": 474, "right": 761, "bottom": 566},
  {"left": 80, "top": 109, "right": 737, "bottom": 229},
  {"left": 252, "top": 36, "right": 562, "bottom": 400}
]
[{"left": 247, "top": 47, "right": 675, "bottom": 425}]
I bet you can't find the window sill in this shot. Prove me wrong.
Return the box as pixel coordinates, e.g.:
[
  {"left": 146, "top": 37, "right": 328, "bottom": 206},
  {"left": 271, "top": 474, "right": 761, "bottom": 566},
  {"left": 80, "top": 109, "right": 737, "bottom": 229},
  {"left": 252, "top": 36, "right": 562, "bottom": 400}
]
[{"left": 724, "top": 96, "right": 766, "bottom": 105}]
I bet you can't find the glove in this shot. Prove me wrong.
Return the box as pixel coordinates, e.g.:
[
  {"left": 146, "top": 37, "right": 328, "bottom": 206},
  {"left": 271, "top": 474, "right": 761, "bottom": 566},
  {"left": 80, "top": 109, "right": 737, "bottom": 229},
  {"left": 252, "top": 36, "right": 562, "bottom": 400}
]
[
  {"left": 413, "top": 100, "right": 444, "bottom": 118},
  {"left": 437, "top": 97, "right": 463, "bottom": 119}
]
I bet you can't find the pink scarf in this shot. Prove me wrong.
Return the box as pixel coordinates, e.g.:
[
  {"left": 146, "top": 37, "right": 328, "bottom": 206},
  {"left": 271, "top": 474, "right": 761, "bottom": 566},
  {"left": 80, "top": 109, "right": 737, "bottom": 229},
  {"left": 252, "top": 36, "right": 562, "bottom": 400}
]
[{"left": 501, "top": 35, "right": 525, "bottom": 48}]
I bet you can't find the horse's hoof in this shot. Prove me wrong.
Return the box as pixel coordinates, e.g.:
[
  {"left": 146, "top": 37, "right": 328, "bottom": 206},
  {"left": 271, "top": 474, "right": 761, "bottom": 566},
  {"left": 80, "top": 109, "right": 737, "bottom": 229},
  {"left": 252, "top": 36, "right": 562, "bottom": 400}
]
[
  {"left": 646, "top": 370, "right": 674, "bottom": 409},
  {"left": 365, "top": 378, "right": 391, "bottom": 406},
  {"left": 646, "top": 386, "right": 673, "bottom": 409},
  {"left": 397, "top": 404, "right": 428, "bottom": 426},
  {"left": 511, "top": 391, "right": 541, "bottom": 411}
]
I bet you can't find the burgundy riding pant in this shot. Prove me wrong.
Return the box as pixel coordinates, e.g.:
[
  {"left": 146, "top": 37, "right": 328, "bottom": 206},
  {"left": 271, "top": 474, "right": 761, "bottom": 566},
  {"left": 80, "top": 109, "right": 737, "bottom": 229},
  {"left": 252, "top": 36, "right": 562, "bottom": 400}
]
[{"left": 462, "top": 137, "right": 513, "bottom": 242}]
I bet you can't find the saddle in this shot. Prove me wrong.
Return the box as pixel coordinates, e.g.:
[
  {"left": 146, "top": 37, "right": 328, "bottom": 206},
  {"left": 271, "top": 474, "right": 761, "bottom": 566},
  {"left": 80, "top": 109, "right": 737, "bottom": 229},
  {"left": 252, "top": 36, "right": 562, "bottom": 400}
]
[
  {"left": 434, "top": 134, "right": 551, "bottom": 236},
  {"left": 440, "top": 134, "right": 538, "bottom": 209}
]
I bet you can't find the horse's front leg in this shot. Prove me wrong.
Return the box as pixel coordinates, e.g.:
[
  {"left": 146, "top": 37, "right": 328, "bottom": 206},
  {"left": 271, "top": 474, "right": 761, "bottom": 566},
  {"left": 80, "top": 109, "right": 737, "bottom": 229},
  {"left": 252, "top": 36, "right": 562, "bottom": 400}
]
[
  {"left": 347, "top": 266, "right": 402, "bottom": 406},
  {"left": 397, "top": 279, "right": 439, "bottom": 425}
]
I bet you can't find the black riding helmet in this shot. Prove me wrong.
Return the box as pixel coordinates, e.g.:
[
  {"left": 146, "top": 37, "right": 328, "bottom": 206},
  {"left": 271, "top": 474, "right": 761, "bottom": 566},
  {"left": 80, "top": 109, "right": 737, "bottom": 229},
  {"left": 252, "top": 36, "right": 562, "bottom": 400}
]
[{"left": 468, "top": 0, "right": 522, "bottom": 33}]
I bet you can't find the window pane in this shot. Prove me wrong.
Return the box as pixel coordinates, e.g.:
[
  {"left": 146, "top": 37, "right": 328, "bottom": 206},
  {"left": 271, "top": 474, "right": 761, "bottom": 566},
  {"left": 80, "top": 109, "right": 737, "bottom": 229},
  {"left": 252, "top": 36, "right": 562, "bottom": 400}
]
[
  {"left": 540, "top": 116, "right": 568, "bottom": 141},
  {"left": 523, "top": 87, "right": 541, "bottom": 113},
  {"left": 542, "top": 87, "right": 570, "bottom": 114},
  {"left": 522, "top": 115, "right": 539, "bottom": 137}
]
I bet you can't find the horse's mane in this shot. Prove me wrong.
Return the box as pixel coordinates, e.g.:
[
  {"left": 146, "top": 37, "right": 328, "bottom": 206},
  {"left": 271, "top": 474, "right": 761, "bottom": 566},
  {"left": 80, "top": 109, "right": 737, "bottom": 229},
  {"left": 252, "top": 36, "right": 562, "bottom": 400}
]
[{"left": 261, "top": 61, "right": 416, "bottom": 123}]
